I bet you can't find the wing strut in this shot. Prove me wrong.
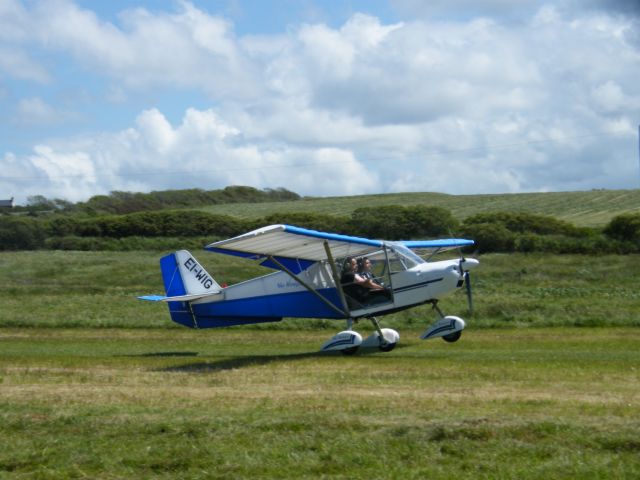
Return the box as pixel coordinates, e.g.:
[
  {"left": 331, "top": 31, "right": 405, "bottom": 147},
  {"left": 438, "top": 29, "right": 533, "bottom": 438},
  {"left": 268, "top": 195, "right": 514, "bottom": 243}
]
[
  {"left": 266, "top": 255, "right": 348, "bottom": 318},
  {"left": 323, "top": 240, "right": 351, "bottom": 315}
]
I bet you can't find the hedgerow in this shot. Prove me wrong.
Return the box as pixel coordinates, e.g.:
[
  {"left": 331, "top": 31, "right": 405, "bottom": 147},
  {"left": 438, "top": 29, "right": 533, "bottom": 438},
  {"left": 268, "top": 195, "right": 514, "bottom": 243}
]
[{"left": 1, "top": 206, "right": 638, "bottom": 254}]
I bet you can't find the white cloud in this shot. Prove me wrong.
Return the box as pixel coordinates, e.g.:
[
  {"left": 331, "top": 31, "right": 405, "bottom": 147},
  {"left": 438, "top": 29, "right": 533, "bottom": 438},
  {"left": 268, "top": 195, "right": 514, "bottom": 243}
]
[
  {"left": 1, "top": 1, "right": 640, "bottom": 203},
  {"left": 15, "top": 97, "right": 58, "bottom": 125},
  {"left": 27, "top": 0, "right": 260, "bottom": 99},
  {"left": 1, "top": 108, "right": 380, "bottom": 202},
  {"left": 135, "top": 108, "right": 177, "bottom": 154},
  {"left": 0, "top": 48, "right": 50, "bottom": 83}
]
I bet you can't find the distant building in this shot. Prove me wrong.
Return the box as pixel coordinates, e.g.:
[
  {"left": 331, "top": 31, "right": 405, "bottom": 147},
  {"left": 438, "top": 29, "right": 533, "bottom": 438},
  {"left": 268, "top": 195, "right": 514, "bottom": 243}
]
[{"left": 0, "top": 197, "right": 14, "bottom": 209}]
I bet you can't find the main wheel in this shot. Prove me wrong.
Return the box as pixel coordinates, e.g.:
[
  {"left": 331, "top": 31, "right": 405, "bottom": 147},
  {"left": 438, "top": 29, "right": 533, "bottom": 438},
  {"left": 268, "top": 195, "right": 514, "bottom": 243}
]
[
  {"left": 378, "top": 342, "right": 397, "bottom": 352},
  {"left": 442, "top": 331, "right": 462, "bottom": 343}
]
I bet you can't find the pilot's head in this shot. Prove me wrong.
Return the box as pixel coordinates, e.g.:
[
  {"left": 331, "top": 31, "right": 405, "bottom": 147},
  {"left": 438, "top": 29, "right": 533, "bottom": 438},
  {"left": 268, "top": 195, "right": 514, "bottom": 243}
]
[{"left": 357, "top": 257, "right": 371, "bottom": 272}]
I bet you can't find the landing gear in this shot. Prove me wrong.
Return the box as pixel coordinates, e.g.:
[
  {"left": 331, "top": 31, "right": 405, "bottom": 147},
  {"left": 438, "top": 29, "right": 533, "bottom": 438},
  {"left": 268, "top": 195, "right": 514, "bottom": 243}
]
[
  {"left": 442, "top": 330, "right": 462, "bottom": 343},
  {"left": 320, "top": 330, "right": 363, "bottom": 353},
  {"left": 320, "top": 317, "right": 399, "bottom": 354},
  {"left": 366, "top": 316, "right": 398, "bottom": 352},
  {"left": 378, "top": 341, "right": 397, "bottom": 352},
  {"left": 420, "top": 301, "right": 466, "bottom": 342}
]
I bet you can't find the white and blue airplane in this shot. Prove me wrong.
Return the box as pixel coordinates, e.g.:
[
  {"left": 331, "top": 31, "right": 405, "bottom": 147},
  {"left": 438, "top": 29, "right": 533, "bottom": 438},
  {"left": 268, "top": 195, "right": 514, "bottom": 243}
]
[{"left": 139, "top": 224, "right": 479, "bottom": 354}]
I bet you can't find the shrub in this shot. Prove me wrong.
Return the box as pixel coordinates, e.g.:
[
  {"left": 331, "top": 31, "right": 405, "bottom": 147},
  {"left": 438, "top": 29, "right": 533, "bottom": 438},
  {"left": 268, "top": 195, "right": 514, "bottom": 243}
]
[
  {"left": 463, "top": 212, "right": 585, "bottom": 237},
  {"left": 73, "top": 211, "right": 249, "bottom": 238},
  {"left": 77, "top": 186, "right": 301, "bottom": 214},
  {"left": 0, "top": 216, "right": 45, "bottom": 250},
  {"left": 263, "top": 213, "right": 350, "bottom": 233},
  {"left": 350, "top": 205, "right": 457, "bottom": 240},
  {"left": 460, "top": 222, "right": 515, "bottom": 253},
  {"left": 604, "top": 213, "right": 640, "bottom": 246}
]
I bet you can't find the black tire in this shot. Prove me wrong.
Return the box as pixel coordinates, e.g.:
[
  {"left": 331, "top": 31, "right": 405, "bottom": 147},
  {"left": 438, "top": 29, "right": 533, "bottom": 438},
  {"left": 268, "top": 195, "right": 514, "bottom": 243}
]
[
  {"left": 378, "top": 342, "right": 396, "bottom": 352},
  {"left": 442, "top": 331, "right": 462, "bottom": 343}
]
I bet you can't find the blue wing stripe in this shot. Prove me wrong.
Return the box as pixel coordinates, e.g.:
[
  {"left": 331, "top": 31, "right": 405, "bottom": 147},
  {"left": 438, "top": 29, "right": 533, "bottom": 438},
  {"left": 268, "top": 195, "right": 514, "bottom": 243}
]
[
  {"left": 283, "top": 225, "right": 383, "bottom": 247},
  {"left": 401, "top": 239, "right": 474, "bottom": 249}
]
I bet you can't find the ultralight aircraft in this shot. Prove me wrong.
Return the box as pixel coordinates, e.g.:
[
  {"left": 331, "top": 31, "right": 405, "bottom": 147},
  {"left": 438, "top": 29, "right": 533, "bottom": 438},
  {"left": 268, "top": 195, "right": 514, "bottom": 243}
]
[{"left": 139, "top": 224, "right": 479, "bottom": 354}]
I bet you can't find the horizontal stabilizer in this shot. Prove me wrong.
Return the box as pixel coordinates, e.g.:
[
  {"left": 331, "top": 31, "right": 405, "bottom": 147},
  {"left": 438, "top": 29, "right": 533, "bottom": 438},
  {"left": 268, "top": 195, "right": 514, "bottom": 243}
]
[
  {"left": 138, "top": 295, "right": 166, "bottom": 302},
  {"left": 138, "top": 291, "right": 221, "bottom": 303}
]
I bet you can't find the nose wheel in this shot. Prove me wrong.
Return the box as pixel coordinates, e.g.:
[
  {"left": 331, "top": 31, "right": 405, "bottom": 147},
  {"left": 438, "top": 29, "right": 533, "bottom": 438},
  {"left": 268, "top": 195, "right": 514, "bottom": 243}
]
[
  {"left": 421, "top": 301, "right": 466, "bottom": 342},
  {"left": 442, "top": 330, "right": 462, "bottom": 343}
]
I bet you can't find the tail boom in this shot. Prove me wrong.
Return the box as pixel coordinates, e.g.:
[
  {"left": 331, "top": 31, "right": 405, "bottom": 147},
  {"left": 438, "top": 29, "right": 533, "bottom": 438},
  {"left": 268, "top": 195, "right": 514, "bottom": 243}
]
[{"left": 140, "top": 250, "right": 283, "bottom": 329}]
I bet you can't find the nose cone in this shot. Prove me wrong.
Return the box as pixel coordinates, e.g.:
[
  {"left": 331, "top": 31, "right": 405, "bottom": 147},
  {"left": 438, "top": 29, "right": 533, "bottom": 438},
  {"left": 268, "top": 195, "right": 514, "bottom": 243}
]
[{"left": 461, "top": 258, "right": 479, "bottom": 271}]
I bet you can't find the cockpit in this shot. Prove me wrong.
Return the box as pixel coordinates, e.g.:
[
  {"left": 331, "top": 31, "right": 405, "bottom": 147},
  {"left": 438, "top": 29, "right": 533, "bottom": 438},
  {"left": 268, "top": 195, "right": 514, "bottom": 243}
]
[
  {"left": 363, "top": 243, "right": 425, "bottom": 276},
  {"left": 337, "top": 243, "right": 427, "bottom": 311}
]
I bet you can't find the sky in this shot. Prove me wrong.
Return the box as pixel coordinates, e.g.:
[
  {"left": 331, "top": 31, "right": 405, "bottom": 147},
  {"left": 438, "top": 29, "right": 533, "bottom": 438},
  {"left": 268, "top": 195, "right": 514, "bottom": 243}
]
[{"left": 1, "top": 0, "right": 639, "bottom": 204}]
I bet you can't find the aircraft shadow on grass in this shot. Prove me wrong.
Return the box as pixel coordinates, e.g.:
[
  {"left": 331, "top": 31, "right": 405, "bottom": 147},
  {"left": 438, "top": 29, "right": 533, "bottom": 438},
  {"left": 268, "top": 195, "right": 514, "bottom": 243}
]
[{"left": 151, "top": 344, "right": 411, "bottom": 374}]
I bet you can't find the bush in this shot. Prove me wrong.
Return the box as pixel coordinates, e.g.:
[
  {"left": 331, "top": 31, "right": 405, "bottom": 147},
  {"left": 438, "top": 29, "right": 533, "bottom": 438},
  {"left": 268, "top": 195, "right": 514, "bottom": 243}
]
[
  {"left": 604, "top": 213, "right": 640, "bottom": 246},
  {"left": 0, "top": 216, "right": 45, "bottom": 250},
  {"left": 77, "top": 186, "right": 301, "bottom": 214},
  {"left": 44, "top": 236, "right": 214, "bottom": 251},
  {"left": 463, "top": 212, "right": 586, "bottom": 237},
  {"left": 460, "top": 222, "right": 515, "bottom": 253},
  {"left": 350, "top": 205, "right": 457, "bottom": 239},
  {"left": 74, "top": 211, "right": 249, "bottom": 238},
  {"left": 263, "top": 212, "right": 350, "bottom": 233}
]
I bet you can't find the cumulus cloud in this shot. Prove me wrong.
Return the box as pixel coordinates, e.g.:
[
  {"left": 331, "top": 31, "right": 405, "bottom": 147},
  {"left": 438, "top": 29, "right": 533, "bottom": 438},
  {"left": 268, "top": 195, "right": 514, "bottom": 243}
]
[
  {"left": 25, "top": 0, "right": 261, "bottom": 99},
  {"left": 1, "top": 0, "right": 639, "bottom": 203},
  {"left": 1, "top": 108, "right": 379, "bottom": 201}
]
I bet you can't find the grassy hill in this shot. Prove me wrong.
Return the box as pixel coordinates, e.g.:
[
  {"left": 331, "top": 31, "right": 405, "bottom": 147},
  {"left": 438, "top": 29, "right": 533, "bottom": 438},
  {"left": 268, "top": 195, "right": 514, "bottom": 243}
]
[{"left": 196, "top": 189, "right": 640, "bottom": 227}]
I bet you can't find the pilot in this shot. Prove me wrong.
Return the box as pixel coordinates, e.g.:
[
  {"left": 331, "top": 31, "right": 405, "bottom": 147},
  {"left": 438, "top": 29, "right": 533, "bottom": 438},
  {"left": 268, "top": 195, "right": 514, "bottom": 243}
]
[
  {"left": 341, "top": 257, "right": 390, "bottom": 307},
  {"left": 341, "top": 257, "right": 366, "bottom": 306},
  {"left": 357, "top": 257, "right": 382, "bottom": 287},
  {"left": 357, "top": 257, "right": 391, "bottom": 302},
  {"left": 341, "top": 257, "right": 358, "bottom": 286}
]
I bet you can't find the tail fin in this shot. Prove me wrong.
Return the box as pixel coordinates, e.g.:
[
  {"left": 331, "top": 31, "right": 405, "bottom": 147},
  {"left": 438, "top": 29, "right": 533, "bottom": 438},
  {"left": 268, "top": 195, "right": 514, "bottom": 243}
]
[
  {"left": 141, "top": 250, "right": 221, "bottom": 328},
  {"left": 160, "top": 250, "right": 221, "bottom": 298}
]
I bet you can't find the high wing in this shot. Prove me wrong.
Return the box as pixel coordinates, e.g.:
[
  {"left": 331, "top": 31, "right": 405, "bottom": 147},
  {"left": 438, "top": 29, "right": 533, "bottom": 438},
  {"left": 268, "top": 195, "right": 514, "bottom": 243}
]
[
  {"left": 205, "top": 224, "right": 474, "bottom": 273},
  {"left": 399, "top": 239, "right": 474, "bottom": 259},
  {"left": 205, "top": 224, "right": 382, "bottom": 273},
  {"left": 401, "top": 239, "right": 474, "bottom": 250}
]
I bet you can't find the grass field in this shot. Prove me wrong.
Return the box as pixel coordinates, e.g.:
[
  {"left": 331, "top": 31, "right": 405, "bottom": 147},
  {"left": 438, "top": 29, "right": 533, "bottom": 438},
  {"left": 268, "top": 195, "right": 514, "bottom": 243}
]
[
  {"left": 197, "top": 189, "right": 640, "bottom": 227},
  {"left": 1, "top": 327, "right": 639, "bottom": 478},
  {"left": 1, "top": 250, "right": 639, "bottom": 478},
  {"left": 2, "top": 251, "right": 639, "bottom": 329}
]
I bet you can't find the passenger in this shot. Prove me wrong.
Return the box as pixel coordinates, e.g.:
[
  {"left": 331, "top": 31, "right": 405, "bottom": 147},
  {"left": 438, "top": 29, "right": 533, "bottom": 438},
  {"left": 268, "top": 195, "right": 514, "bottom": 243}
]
[
  {"left": 357, "top": 257, "right": 385, "bottom": 289},
  {"left": 357, "top": 257, "right": 391, "bottom": 303}
]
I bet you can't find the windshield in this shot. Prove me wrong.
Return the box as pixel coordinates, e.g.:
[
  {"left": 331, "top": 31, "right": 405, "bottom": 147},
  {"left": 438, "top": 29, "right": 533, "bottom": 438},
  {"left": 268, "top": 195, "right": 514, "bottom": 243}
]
[{"left": 388, "top": 243, "right": 425, "bottom": 270}]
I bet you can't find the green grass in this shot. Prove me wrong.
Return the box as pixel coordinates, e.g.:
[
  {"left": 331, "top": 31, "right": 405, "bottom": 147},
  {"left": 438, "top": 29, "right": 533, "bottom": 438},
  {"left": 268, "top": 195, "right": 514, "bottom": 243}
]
[
  {"left": 1, "top": 250, "right": 639, "bottom": 477},
  {"left": 197, "top": 189, "right": 640, "bottom": 227},
  {"left": 1, "top": 327, "right": 639, "bottom": 478},
  {"left": 2, "top": 251, "right": 639, "bottom": 329}
]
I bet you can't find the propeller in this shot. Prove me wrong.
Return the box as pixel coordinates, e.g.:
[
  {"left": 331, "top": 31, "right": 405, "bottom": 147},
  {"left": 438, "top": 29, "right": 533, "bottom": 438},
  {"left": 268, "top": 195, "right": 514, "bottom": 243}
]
[
  {"left": 457, "top": 257, "right": 478, "bottom": 315},
  {"left": 449, "top": 227, "right": 478, "bottom": 315},
  {"left": 464, "top": 270, "right": 473, "bottom": 314}
]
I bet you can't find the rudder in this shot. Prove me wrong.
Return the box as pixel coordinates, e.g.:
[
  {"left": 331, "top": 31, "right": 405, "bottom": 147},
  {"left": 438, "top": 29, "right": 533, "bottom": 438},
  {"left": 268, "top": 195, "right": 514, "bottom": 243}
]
[
  {"left": 159, "top": 250, "right": 221, "bottom": 328},
  {"left": 160, "top": 250, "right": 221, "bottom": 297}
]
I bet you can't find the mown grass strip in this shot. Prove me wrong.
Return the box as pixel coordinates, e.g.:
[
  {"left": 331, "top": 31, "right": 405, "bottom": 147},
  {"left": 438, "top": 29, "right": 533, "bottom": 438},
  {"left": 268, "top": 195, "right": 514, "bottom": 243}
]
[{"left": 1, "top": 327, "right": 638, "bottom": 478}]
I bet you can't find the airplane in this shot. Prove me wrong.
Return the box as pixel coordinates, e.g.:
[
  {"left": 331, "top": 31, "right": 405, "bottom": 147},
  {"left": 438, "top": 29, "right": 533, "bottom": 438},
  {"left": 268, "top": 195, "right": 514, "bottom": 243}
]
[{"left": 139, "top": 224, "right": 479, "bottom": 354}]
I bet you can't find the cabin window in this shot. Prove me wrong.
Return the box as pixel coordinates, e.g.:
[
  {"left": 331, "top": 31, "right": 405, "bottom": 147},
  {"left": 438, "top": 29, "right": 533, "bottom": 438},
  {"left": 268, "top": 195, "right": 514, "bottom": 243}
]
[{"left": 386, "top": 244, "right": 424, "bottom": 272}]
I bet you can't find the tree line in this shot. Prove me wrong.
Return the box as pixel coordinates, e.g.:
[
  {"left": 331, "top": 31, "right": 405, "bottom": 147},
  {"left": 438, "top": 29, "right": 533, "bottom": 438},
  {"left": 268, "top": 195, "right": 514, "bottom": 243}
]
[
  {"left": 2, "top": 204, "right": 639, "bottom": 254},
  {"left": 12, "top": 186, "right": 301, "bottom": 215}
]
